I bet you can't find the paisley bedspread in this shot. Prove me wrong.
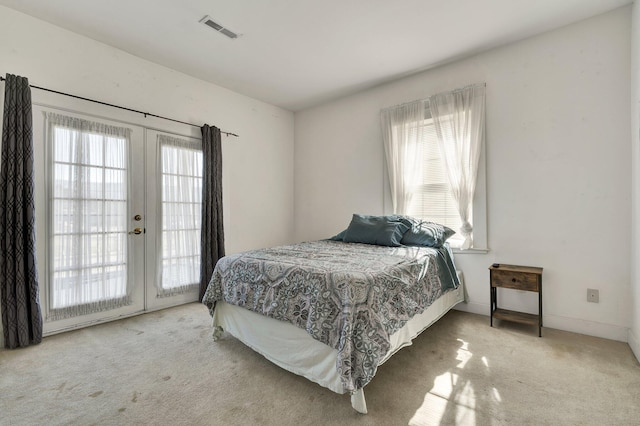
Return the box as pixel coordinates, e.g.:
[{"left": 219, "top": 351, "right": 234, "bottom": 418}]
[{"left": 202, "top": 240, "right": 459, "bottom": 393}]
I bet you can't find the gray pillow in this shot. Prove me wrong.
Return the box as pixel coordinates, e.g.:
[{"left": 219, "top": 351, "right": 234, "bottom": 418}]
[{"left": 343, "top": 214, "right": 410, "bottom": 247}]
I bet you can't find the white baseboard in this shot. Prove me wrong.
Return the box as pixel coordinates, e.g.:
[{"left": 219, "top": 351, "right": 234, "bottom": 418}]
[
  {"left": 454, "top": 301, "right": 488, "bottom": 316},
  {"left": 454, "top": 301, "right": 629, "bottom": 342},
  {"left": 629, "top": 328, "right": 640, "bottom": 363},
  {"left": 542, "top": 314, "right": 628, "bottom": 342}
]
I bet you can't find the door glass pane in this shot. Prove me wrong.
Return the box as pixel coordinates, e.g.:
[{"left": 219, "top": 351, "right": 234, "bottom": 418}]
[
  {"left": 48, "top": 113, "right": 132, "bottom": 320},
  {"left": 158, "top": 135, "right": 202, "bottom": 295}
]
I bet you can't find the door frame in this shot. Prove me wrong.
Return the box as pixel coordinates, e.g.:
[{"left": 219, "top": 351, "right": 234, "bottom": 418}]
[{"left": 31, "top": 95, "right": 200, "bottom": 336}]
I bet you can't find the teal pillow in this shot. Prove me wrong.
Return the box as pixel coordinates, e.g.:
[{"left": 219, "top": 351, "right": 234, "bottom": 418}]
[
  {"left": 385, "top": 214, "right": 414, "bottom": 230},
  {"left": 400, "top": 218, "right": 455, "bottom": 247},
  {"left": 343, "top": 214, "right": 410, "bottom": 247},
  {"left": 328, "top": 229, "right": 347, "bottom": 241}
]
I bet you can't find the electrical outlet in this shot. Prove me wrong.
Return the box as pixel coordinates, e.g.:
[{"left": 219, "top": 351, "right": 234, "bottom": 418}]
[{"left": 587, "top": 288, "right": 599, "bottom": 303}]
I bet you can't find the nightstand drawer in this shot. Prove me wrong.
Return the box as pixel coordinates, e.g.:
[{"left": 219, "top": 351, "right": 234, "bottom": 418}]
[{"left": 491, "top": 269, "right": 539, "bottom": 291}]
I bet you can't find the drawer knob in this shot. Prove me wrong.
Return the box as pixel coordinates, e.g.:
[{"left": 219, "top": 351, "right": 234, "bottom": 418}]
[{"left": 511, "top": 278, "right": 517, "bottom": 282}]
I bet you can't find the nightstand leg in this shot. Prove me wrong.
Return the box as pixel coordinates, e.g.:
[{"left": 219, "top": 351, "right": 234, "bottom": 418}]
[
  {"left": 539, "top": 281, "right": 543, "bottom": 337},
  {"left": 490, "top": 286, "right": 495, "bottom": 327}
]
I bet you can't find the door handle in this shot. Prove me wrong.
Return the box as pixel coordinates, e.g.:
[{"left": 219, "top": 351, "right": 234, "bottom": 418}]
[{"left": 128, "top": 227, "right": 144, "bottom": 235}]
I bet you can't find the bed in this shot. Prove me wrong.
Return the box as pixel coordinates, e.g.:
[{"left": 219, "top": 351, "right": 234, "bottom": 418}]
[{"left": 202, "top": 215, "right": 464, "bottom": 414}]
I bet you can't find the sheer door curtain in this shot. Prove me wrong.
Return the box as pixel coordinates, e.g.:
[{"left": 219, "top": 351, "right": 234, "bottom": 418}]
[
  {"left": 157, "top": 134, "right": 203, "bottom": 297},
  {"left": 47, "top": 112, "right": 132, "bottom": 320}
]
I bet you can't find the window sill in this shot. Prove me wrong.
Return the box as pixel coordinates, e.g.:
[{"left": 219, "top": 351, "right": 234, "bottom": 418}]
[{"left": 452, "top": 247, "right": 489, "bottom": 254}]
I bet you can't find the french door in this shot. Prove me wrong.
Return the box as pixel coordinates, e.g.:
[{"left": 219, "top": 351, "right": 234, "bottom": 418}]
[
  {"left": 33, "top": 106, "right": 201, "bottom": 334},
  {"left": 144, "top": 129, "right": 203, "bottom": 311}
]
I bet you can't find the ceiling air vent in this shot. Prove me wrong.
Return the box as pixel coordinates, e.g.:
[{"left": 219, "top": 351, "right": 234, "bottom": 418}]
[{"left": 200, "top": 15, "right": 238, "bottom": 39}]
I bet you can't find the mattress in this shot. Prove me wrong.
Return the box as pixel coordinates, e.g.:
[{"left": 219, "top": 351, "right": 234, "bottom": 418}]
[
  {"left": 203, "top": 240, "right": 461, "bottom": 402},
  {"left": 211, "top": 277, "right": 464, "bottom": 413},
  {"left": 212, "top": 280, "right": 465, "bottom": 394}
]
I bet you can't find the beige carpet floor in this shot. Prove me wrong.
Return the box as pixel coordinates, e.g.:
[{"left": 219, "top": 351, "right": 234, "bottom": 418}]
[{"left": 1, "top": 303, "right": 639, "bottom": 426}]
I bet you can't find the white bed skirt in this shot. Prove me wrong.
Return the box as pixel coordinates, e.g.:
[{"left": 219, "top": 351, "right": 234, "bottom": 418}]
[{"left": 212, "top": 276, "right": 465, "bottom": 413}]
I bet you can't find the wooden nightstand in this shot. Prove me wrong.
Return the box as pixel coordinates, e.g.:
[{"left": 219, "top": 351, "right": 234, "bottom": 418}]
[{"left": 489, "top": 264, "right": 543, "bottom": 337}]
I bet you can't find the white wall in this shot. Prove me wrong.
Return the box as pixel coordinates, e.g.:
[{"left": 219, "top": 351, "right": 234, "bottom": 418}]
[
  {"left": 630, "top": 1, "right": 640, "bottom": 360},
  {"left": 295, "top": 7, "right": 632, "bottom": 341},
  {"left": 0, "top": 6, "right": 295, "bottom": 347}
]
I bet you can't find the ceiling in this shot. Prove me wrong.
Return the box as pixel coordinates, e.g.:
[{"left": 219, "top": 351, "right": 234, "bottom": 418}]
[{"left": 0, "top": 0, "right": 632, "bottom": 111}]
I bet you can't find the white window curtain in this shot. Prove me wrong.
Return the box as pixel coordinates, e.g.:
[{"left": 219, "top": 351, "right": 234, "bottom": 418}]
[
  {"left": 47, "top": 112, "right": 131, "bottom": 320},
  {"left": 429, "top": 84, "right": 486, "bottom": 249},
  {"left": 156, "top": 134, "right": 202, "bottom": 297},
  {"left": 381, "top": 100, "right": 426, "bottom": 214}
]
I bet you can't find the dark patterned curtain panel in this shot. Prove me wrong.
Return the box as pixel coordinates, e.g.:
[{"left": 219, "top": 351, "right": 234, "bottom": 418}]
[
  {"left": 199, "top": 124, "right": 225, "bottom": 300},
  {"left": 0, "top": 74, "right": 43, "bottom": 349}
]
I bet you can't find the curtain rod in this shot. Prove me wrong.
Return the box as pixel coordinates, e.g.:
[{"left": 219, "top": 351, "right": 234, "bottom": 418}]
[
  {"left": 0, "top": 75, "right": 239, "bottom": 137},
  {"left": 381, "top": 82, "right": 487, "bottom": 112}
]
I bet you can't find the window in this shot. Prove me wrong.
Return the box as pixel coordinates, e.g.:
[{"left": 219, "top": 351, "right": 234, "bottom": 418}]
[
  {"left": 382, "top": 93, "right": 487, "bottom": 251},
  {"left": 407, "top": 111, "right": 464, "bottom": 247}
]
